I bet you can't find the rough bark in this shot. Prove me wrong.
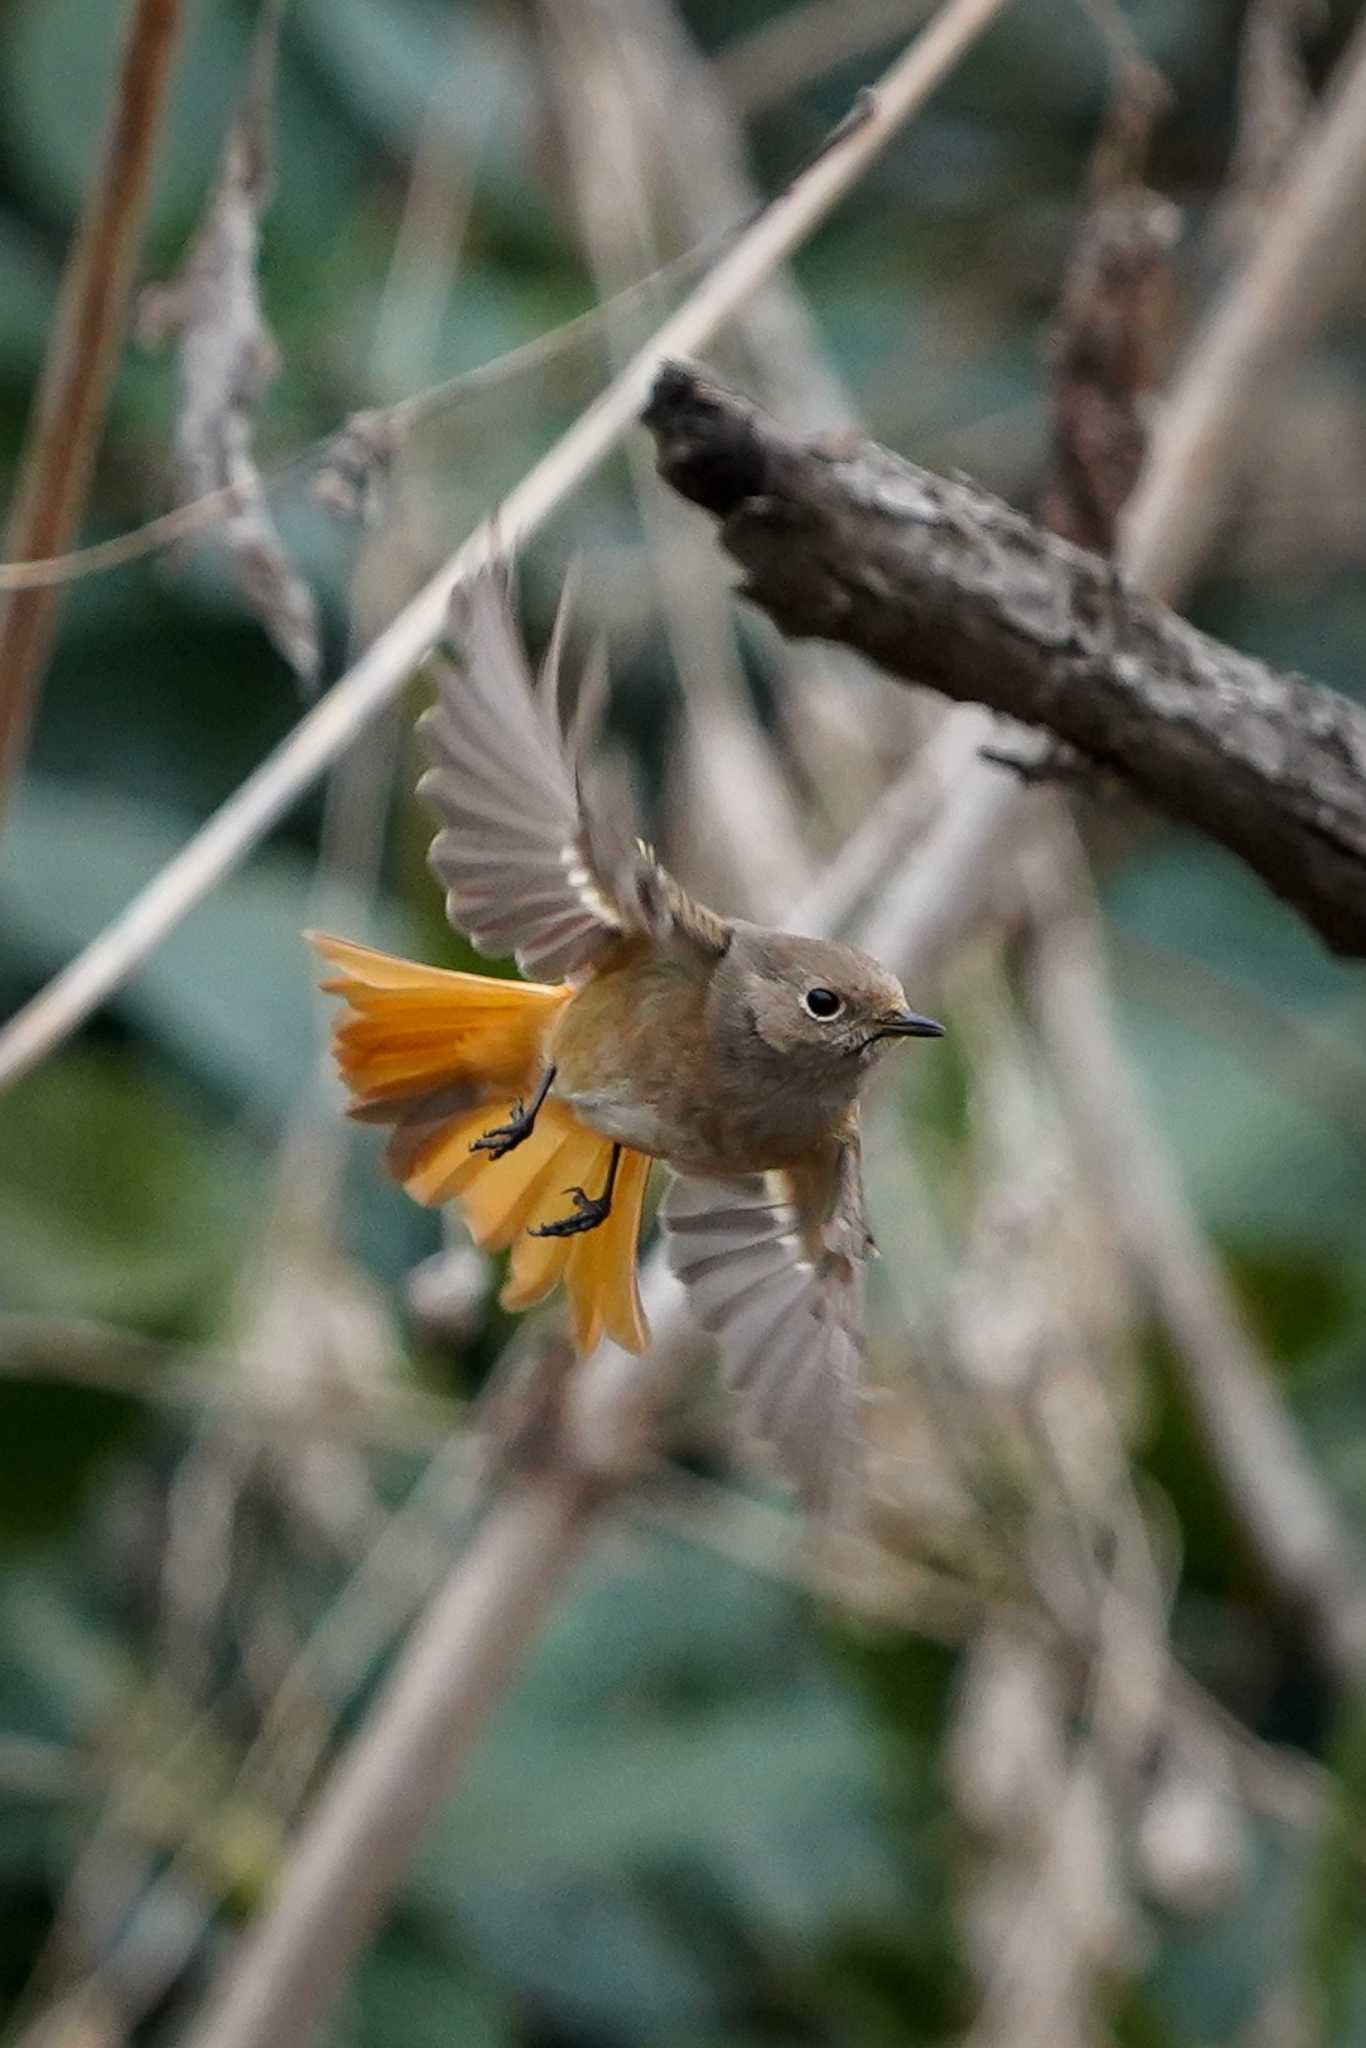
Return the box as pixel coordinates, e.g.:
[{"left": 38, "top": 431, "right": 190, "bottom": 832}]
[{"left": 644, "top": 362, "right": 1366, "bottom": 959}]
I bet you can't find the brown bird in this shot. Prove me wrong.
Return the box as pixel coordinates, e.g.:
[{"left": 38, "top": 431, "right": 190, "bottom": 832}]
[{"left": 311, "top": 563, "right": 943, "bottom": 1507}]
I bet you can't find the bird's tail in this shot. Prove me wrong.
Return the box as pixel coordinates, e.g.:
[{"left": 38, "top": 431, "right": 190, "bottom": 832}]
[{"left": 309, "top": 934, "right": 650, "bottom": 1354}]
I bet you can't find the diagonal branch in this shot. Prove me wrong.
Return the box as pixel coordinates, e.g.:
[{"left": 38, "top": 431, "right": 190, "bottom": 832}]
[{"left": 644, "top": 361, "right": 1366, "bottom": 959}]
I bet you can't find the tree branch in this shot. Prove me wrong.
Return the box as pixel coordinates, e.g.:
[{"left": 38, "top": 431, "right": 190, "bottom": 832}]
[{"left": 644, "top": 361, "right": 1366, "bottom": 958}]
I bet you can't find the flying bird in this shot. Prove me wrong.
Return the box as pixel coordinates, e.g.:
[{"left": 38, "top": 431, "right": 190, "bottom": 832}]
[{"left": 312, "top": 562, "right": 943, "bottom": 1509}]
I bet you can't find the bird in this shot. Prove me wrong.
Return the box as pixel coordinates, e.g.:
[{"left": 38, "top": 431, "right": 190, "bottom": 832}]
[{"left": 311, "top": 560, "right": 943, "bottom": 1510}]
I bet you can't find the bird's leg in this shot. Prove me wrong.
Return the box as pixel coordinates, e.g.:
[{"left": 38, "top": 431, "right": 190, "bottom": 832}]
[
  {"left": 530, "top": 1143, "right": 621, "bottom": 1238},
  {"left": 470, "top": 1064, "right": 557, "bottom": 1160}
]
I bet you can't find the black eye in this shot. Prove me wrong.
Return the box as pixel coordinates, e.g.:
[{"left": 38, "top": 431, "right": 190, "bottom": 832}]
[{"left": 802, "top": 986, "right": 844, "bottom": 1020}]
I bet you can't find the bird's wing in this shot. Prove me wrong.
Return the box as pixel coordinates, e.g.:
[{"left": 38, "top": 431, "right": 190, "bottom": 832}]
[
  {"left": 663, "top": 1133, "right": 871, "bottom": 1518},
  {"left": 419, "top": 562, "right": 728, "bottom": 981}
]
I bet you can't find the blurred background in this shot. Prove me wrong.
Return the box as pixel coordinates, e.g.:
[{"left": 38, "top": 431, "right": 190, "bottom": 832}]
[{"left": 3, "top": 0, "right": 1366, "bottom": 2042}]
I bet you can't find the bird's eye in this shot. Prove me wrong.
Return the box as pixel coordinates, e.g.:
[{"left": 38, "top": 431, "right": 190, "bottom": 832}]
[{"left": 802, "top": 986, "right": 844, "bottom": 1020}]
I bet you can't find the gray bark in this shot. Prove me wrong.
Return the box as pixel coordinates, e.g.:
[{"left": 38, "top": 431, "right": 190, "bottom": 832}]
[{"left": 644, "top": 362, "right": 1366, "bottom": 959}]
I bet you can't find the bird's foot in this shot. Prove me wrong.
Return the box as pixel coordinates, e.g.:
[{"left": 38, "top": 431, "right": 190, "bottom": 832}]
[
  {"left": 470, "top": 1101, "right": 534, "bottom": 1160},
  {"left": 529, "top": 1185, "right": 612, "bottom": 1238},
  {"left": 471, "top": 1097, "right": 532, "bottom": 1163},
  {"left": 470, "top": 1066, "right": 557, "bottom": 1159}
]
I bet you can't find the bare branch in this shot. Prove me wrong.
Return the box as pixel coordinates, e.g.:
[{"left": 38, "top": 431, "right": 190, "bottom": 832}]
[
  {"left": 1220, "top": 0, "right": 1322, "bottom": 247},
  {"left": 1123, "top": 7, "right": 1366, "bottom": 591},
  {"left": 717, "top": 0, "right": 935, "bottom": 112},
  {"left": 0, "top": 242, "right": 714, "bottom": 593},
  {"left": 545, "top": 0, "right": 816, "bottom": 920},
  {"left": 645, "top": 361, "right": 1366, "bottom": 958},
  {"left": 0, "top": 0, "right": 186, "bottom": 816}
]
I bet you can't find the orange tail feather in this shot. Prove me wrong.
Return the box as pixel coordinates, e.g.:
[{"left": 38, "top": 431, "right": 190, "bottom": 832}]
[{"left": 309, "top": 934, "right": 651, "bottom": 1353}]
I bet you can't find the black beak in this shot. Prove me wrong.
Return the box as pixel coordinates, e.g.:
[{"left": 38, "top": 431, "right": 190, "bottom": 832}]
[{"left": 876, "top": 1009, "right": 946, "bottom": 1041}]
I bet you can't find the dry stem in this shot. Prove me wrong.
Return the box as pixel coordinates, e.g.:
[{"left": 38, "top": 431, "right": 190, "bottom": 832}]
[
  {"left": 1122, "top": 6, "right": 1366, "bottom": 590},
  {"left": 0, "top": 0, "right": 186, "bottom": 815}
]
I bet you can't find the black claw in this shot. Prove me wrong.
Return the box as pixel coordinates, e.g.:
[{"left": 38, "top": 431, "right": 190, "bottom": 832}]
[
  {"left": 470, "top": 1066, "right": 557, "bottom": 1160},
  {"left": 471, "top": 1101, "right": 531, "bottom": 1160},
  {"left": 473, "top": 1134, "right": 516, "bottom": 1160},
  {"left": 529, "top": 1185, "right": 612, "bottom": 1239},
  {"left": 527, "top": 1143, "right": 620, "bottom": 1240}
]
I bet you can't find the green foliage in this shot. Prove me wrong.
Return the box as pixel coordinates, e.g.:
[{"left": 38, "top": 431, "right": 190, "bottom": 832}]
[
  {"left": 0, "top": 1046, "right": 256, "bottom": 1321},
  {"left": 412, "top": 1537, "right": 953, "bottom": 2041}
]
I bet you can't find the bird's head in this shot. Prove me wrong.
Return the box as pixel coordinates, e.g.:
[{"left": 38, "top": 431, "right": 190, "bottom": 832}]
[{"left": 717, "top": 927, "right": 944, "bottom": 1094}]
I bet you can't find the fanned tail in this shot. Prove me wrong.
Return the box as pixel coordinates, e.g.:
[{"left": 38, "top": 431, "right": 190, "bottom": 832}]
[{"left": 309, "top": 934, "right": 650, "bottom": 1353}]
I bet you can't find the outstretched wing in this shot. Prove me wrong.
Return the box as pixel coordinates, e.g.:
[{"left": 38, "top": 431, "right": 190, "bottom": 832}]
[
  {"left": 420, "top": 562, "right": 727, "bottom": 980},
  {"left": 663, "top": 1134, "right": 871, "bottom": 1519}
]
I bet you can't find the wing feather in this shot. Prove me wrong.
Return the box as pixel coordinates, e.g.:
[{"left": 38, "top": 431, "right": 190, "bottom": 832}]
[
  {"left": 419, "top": 562, "right": 728, "bottom": 979},
  {"left": 663, "top": 1143, "right": 871, "bottom": 1518}
]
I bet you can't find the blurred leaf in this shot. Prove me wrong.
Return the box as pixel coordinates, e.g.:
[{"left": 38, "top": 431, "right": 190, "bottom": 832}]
[
  {"left": 0, "top": 217, "right": 53, "bottom": 377},
  {"left": 290, "top": 0, "right": 539, "bottom": 217},
  {"left": 0, "top": 1047, "right": 256, "bottom": 1322},
  {"left": 1105, "top": 838, "right": 1366, "bottom": 1265},
  {"left": 352, "top": 1918, "right": 517, "bottom": 2048},
  {"left": 413, "top": 1537, "right": 925, "bottom": 2039},
  {"left": 0, "top": 0, "right": 247, "bottom": 235},
  {"left": 0, "top": 1564, "right": 130, "bottom": 1730},
  {"left": 0, "top": 775, "right": 379, "bottom": 1116},
  {"left": 0, "top": 1382, "right": 139, "bottom": 1545}
]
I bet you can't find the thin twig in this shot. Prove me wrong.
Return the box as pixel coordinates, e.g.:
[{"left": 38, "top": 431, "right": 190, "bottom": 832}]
[
  {"left": 0, "top": 0, "right": 186, "bottom": 815},
  {"left": 0, "top": 0, "right": 1013, "bottom": 1101},
  {"left": 1122, "top": 6, "right": 1366, "bottom": 591},
  {"left": 0, "top": 1314, "right": 454, "bottom": 1448},
  {"left": 365, "top": 13, "right": 492, "bottom": 402},
  {"left": 0, "top": 242, "right": 713, "bottom": 594},
  {"left": 547, "top": 0, "right": 815, "bottom": 918},
  {"left": 1024, "top": 831, "right": 1366, "bottom": 1683},
  {"left": 586, "top": 0, "right": 916, "bottom": 826},
  {"left": 717, "top": 0, "right": 934, "bottom": 113}
]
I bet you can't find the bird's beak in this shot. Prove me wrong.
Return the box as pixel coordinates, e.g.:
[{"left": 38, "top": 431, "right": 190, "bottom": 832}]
[{"left": 875, "top": 1009, "right": 946, "bottom": 1041}]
